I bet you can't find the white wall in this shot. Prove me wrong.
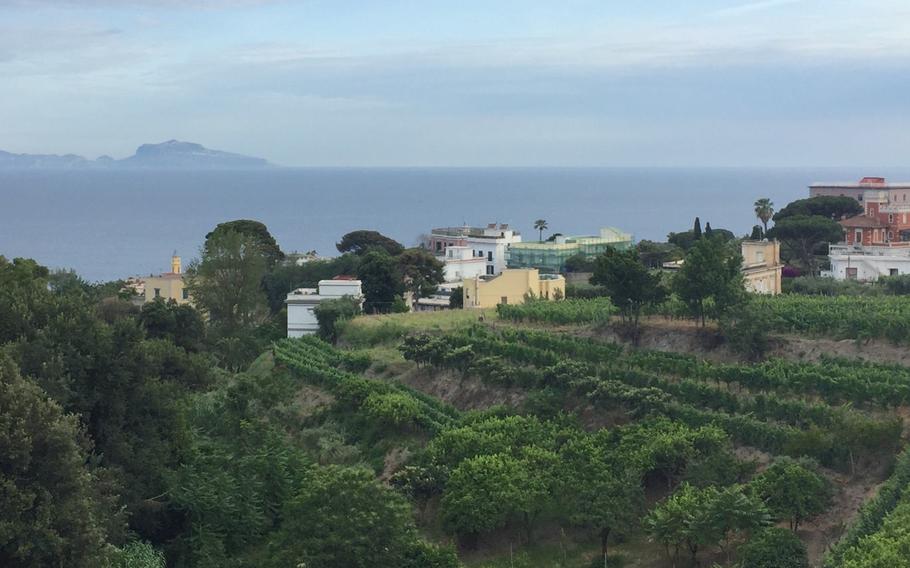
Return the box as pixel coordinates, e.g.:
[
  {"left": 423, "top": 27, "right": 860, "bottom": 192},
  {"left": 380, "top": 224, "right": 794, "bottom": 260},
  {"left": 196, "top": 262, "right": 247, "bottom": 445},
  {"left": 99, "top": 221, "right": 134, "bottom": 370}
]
[
  {"left": 830, "top": 254, "right": 910, "bottom": 281},
  {"left": 318, "top": 279, "right": 362, "bottom": 298},
  {"left": 287, "top": 302, "right": 318, "bottom": 337},
  {"left": 463, "top": 235, "right": 521, "bottom": 275}
]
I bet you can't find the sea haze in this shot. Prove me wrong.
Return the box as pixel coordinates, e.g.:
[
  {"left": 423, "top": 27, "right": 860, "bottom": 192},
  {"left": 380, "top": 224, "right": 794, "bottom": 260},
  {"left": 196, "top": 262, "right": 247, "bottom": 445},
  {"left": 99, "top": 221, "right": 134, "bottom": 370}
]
[{"left": 2, "top": 167, "right": 908, "bottom": 282}]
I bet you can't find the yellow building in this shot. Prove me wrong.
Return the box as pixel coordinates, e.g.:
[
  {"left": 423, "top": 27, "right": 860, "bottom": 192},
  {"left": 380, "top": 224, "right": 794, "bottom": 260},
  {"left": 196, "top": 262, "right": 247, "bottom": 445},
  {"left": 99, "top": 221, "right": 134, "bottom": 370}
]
[
  {"left": 741, "top": 240, "right": 782, "bottom": 295},
  {"left": 143, "top": 255, "right": 191, "bottom": 304},
  {"left": 463, "top": 268, "right": 565, "bottom": 309}
]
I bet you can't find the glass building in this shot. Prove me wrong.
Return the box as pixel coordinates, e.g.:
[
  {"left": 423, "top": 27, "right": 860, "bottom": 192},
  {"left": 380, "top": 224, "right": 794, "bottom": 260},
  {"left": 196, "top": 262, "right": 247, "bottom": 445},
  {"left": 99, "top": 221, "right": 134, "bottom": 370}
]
[{"left": 505, "top": 227, "right": 633, "bottom": 273}]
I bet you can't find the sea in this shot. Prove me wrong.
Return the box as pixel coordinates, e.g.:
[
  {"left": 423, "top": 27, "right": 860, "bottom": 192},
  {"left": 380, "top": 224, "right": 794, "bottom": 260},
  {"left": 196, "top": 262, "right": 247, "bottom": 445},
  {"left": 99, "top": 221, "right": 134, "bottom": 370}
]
[{"left": 2, "top": 167, "right": 908, "bottom": 282}]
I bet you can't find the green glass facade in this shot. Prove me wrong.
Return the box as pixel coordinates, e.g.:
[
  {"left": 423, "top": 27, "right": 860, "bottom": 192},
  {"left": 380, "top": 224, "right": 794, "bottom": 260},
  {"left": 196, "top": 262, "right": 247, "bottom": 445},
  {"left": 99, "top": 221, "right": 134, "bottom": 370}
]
[{"left": 506, "top": 227, "right": 633, "bottom": 273}]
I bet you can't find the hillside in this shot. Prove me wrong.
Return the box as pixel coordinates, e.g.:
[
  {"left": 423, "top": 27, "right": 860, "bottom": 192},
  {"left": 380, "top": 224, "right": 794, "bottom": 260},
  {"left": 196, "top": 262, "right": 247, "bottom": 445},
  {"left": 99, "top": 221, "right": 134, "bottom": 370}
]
[{"left": 267, "top": 306, "right": 910, "bottom": 567}]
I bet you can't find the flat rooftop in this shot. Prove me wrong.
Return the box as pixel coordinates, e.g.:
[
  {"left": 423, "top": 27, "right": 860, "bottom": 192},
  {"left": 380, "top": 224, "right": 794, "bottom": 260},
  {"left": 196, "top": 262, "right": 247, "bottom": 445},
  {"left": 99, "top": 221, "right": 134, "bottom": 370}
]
[{"left": 810, "top": 177, "right": 910, "bottom": 189}]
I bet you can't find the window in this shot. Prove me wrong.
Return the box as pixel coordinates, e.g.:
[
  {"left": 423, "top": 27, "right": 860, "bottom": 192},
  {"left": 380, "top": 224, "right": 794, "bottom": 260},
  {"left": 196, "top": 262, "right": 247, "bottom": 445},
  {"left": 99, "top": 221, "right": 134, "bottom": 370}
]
[
  {"left": 487, "top": 251, "right": 493, "bottom": 261},
  {"left": 755, "top": 251, "right": 764, "bottom": 263},
  {"left": 846, "top": 267, "right": 858, "bottom": 280},
  {"left": 889, "top": 231, "right": 894, "bottom": 241},
  {"left": 435, "top": 241, "right": 441, "bottom": 251},
  {"left": 891, "top": 268, "right": 900, "bottom": 276},
  {"left": 154, "top": 288, "right": 161, "bottom": 298},
  {"left": 486, "top": 265, "right": 495, "bottom": 275},
  {"left": 889, "top": 214, "right": 894, "bottom": 223},
  {"left": 855, "top": 229, "right": 863, "bottom": 243},
  {"left": 182, "top": 289, "right": 189, "bottom": 300},
  {"left": 500, "top": 296, "right": 508, "bottom": 305}
]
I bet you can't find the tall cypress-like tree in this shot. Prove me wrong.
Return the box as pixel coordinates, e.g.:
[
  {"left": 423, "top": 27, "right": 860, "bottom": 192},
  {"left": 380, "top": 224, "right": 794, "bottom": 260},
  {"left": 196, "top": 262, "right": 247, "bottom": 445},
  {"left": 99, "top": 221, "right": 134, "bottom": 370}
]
[
  {"left": 693, "top": 217, "right": 703, "bottom": 239},
  {"left": 186, "top": 230, "right": 269, "bottom": 332}
]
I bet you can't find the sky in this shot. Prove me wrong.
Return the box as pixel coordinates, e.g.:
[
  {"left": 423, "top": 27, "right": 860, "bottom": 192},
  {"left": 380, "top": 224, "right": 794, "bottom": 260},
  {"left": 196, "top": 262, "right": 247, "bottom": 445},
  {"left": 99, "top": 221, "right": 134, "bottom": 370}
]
[{"left": 2, "top": 0, "right": 910, "bottom": 167}]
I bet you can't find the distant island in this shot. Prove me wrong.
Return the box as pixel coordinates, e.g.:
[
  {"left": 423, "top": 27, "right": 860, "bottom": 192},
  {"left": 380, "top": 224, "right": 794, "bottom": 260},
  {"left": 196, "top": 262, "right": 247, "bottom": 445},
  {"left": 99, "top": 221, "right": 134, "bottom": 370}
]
[{"left": 0, "top": 140, "right": 272, "bottom": 169}]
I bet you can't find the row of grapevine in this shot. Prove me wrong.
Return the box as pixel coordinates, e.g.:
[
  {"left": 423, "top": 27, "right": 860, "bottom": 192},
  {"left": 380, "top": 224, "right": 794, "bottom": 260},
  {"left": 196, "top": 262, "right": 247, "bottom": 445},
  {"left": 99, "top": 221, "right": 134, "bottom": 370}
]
[
  {"left": 400, "top": 327, "right": 902, "bottom": 469},
  {"left": 495, "top": 293, "right": 910, "bottom": 343},
  {"left": 825, "top": 447, "right": 910, "bottom": 567},
  {"left": 752, "top": 294, "right": 910, "bottom": 343},
  {"left": 274, "top": 337, "right": 458, "bottom": 432},
  {"left": 483, "top": 326, "right": 910, "bottom": 407}
]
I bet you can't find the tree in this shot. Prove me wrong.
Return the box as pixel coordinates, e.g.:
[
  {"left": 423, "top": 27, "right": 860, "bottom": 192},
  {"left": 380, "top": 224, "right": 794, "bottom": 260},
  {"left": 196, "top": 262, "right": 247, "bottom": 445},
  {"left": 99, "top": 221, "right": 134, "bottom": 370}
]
[
  {"left": 262, "top": 254, "right": 362, "bottom": 313},
  {"left": 205, "top": 219, "right": 284, "bottom": 267},
  {"left": 645, "top": 483, "right": 768, "bottom": 566},
  {"left": 560, "top": 436, "right": 642, "bottom": 559},
  {"left": 0, "top": 355, "right": 114, "bottom": 567},
  {"left": 186, "top": 229, "right": 270, "bottom": 332},
  {"left": 637, "top": 240, "right": 683, "bottom": 269},
  {"left": 314, "top": 296, "right": 362, "bottom": 343},
  {"left": 109, "top": 541, "right": 166, "bottom": 568},
  {"left": 397, "top": 248, "right": 445, "bottom": 299},
  {"left": 564, "top": 253, "right": 596, "bottom": 273},
  {"left": 440, "top": 453, "right": 529, "bottom": 542},
  {"left": 0, "top": 256, "right": 53, "bottom": 344},
  {"left": 750, "top": 457, "right": 833, "bottom": 532},
  {"left": 750, "top": 225, "right": 764, "bottom": 240},
  {"left": 672, "top": 237, "right": 745, "bottom": 325},
  {"left": 357, "top": 250, "right": 404, "bottom": 313},
  {"left": 754, "top": 198, "right": 775, "bottom": 234},
  {"left": 449, "top": 286, "right": 464, "bottom": 309},
  {"left": 693, "top": 217, "right": 703, "bottom": 239},
  {"left": 268, "top": 466, "right": 456, "bottom": 568},
  {"left": 705, "top": 222, "right": 713, "bottom": 237},
  {"left": 738, "top": 528, "right": 809, "bottom": 568},
  {"left": 773, "top": 196, "right": 862, "bottom": 222},
  {"left": 767, "top": 215, "right": 844, "bottom": 276},
  {"left": 336, "top": 230, "right": 405, "bottom": 256},
  {"left": 590, "top": 248, "right": 666, "bottom": 326},
  {"left": 721, "top": 301, "right": 772, "bottom": 361},
  {"left": 139, "top": 299, "right": 205, "bottom": 351},
  {"left": 534, "top": 219, "right": 549, "bottom": 242},
  {"left": 668, "top": 225, "right": 734, "bottom": 252}
]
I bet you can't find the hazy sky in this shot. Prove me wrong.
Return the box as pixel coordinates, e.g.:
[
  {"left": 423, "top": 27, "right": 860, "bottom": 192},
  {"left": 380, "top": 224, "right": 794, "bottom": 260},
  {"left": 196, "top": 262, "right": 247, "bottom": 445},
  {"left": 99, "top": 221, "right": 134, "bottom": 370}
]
[{"left": 2, "top": 0, "right": 910, "bottom": 166}]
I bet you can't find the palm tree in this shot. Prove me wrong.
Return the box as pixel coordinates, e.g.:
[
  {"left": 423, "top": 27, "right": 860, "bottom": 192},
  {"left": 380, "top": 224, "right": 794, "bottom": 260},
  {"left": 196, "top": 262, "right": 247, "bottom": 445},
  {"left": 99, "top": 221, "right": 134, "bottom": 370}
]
[
  {"left": 534, "top": 219, "right": 548, "bottom": 242},
  {"left": 754, "top": 198, "right": 774, "bottom": 236}
]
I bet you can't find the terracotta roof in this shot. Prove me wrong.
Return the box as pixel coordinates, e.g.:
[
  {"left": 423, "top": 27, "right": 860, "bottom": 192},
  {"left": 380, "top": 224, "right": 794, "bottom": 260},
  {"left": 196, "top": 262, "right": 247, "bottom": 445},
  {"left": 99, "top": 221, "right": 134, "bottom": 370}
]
[{"left": 839, "top": 215, "right": 885, "bottom": 228}]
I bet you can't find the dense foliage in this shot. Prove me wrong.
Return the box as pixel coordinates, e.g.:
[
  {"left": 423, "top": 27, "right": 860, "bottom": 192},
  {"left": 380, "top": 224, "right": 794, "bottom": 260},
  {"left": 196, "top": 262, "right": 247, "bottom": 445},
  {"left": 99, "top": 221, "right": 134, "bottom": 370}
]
[{"left": 590, "top": 248, "right": 666, "bottom": 325}]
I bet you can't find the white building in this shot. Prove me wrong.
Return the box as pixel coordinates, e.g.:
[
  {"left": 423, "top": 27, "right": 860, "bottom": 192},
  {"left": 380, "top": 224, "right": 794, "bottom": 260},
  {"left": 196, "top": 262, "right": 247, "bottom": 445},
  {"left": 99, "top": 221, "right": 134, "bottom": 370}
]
[
  {"left": 285, "top": 277, "right": 363, "bottom": 337},
  {"left": 427, "top": 224, "right": 522, "bottom": 281},
  {"left": 440, "top": 246, "right": 488, "bottom": 282},
  {"left": 827, "top": 244, "right": 910, "bottom": 282}
]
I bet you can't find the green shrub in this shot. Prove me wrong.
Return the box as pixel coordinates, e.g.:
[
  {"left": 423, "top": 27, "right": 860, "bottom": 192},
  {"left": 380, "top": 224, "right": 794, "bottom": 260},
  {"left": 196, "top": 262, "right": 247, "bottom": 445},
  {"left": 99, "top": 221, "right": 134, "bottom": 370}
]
[{"left": 739, "top": 527, "right": 808, "bottom": 568}]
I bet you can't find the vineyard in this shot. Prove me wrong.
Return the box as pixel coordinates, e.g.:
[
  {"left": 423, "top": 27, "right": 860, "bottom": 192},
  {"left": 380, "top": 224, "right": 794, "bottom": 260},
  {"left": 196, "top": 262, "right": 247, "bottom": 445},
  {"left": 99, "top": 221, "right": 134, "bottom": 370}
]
[
  {"left": 395, "top": 323, "right": 910, "bottom": 565},
  {"left": 274, "top": 337, "right": 459, "bottom": 434},
  {"left": 273, "top": 316, "right": 910, "bottom": 566},
  {"left": 496, "top": 294, "right": 910, "bottom": 343},
  {"left": 824, "top": 447, "right": 910, "bottom": 566},
  {"left": 399, "top": 326, "right": 902, "bottom": 471}
]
